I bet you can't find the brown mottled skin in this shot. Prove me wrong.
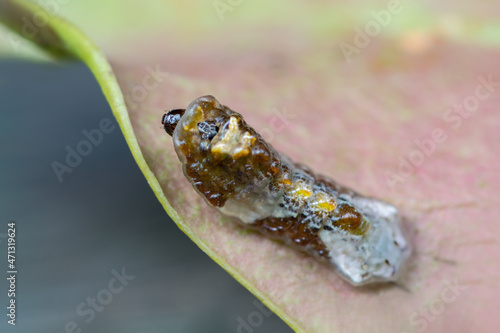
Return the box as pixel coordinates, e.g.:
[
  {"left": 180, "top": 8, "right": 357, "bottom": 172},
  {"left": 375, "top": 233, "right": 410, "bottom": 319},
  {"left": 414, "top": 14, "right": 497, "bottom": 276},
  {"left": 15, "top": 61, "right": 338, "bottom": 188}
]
[{"left": 161, "top": 96, "right": 368, "bottom": 262}]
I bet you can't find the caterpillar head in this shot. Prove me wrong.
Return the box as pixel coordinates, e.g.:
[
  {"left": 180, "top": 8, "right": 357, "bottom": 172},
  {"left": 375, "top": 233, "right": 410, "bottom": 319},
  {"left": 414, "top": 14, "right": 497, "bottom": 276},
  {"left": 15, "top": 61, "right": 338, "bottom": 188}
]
[{"left": 162, "top": 96, "right": 281, "bottom": 212}]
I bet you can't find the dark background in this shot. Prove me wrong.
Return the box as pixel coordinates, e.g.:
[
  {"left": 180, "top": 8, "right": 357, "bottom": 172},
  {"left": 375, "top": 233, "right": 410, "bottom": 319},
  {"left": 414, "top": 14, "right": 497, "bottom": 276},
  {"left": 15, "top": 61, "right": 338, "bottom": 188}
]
[{"left": 0, "top": 59, "right": 291, "bottom": 333}]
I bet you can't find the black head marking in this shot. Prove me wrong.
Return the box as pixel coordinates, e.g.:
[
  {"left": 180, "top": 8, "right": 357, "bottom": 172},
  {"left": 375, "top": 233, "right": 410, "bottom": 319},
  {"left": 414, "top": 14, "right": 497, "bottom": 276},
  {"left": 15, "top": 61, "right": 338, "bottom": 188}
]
[{"left": 161, "top": 109, "right": 185, "bottom": 136}]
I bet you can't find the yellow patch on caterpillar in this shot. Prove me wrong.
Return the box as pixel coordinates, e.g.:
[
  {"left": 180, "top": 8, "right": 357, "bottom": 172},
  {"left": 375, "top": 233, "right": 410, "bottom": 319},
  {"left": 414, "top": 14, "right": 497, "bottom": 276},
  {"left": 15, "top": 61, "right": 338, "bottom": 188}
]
[
  {"left": 296, "top": 189, "right": 312, "bottom": 197},
  {"left": 317, "top": 201, "right": 337, "bottom": 212},
  {"left": 233, "top": 149, "right": 250, "bottom": 159}
]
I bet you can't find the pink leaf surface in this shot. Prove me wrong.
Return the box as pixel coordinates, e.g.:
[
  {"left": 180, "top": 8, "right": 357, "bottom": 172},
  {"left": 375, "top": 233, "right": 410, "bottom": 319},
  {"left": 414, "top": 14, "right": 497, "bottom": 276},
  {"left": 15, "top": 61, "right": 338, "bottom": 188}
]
[
  {"left": 112, "top": 32, "right": 500, "bottom": 332},
  {"left": 3, "top": 0, "right": 499, "bottom": 331}
]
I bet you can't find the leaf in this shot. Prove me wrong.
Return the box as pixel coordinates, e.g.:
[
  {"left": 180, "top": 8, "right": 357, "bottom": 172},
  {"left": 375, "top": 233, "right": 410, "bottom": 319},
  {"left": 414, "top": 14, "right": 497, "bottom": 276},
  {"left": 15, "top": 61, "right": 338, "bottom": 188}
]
[{"left": 2, "top": 0, "right": 500, "bottom": 332}]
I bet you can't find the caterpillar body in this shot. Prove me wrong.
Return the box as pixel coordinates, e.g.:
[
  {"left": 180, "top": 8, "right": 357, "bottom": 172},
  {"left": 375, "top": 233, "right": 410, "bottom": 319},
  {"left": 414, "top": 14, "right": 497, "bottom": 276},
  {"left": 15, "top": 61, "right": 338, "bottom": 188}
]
[{"left": 161, "top": 95, "right": 410, "bottom": 286}]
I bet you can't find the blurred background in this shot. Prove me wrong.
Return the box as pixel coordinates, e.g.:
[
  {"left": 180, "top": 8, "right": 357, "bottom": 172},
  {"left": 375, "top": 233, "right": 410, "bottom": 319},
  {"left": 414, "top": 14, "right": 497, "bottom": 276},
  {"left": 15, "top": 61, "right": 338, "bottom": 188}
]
[
  {"left": 1, "top": 0, "right": 499, "bottom": 332},
  {"left": 0, "top": 59, "right": 291, "bottom": 332}
]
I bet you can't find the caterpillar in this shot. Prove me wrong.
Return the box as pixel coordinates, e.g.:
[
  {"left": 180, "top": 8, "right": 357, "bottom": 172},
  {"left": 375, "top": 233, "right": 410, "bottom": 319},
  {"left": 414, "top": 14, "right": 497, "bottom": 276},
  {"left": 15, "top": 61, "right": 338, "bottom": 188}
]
[{"left": 161, "top": 95, "right": 410, "bottom": 286}]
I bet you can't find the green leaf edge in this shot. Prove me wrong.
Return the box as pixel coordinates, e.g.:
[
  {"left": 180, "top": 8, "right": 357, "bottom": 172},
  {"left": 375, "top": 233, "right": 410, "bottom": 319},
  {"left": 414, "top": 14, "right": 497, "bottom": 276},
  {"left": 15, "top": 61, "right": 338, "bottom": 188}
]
[{"left": 0, "top": 0, "right": 302, "bottom": 331}]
